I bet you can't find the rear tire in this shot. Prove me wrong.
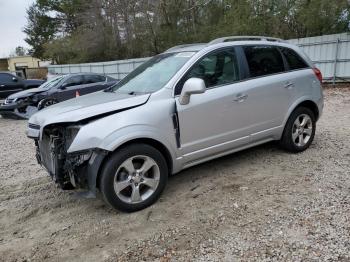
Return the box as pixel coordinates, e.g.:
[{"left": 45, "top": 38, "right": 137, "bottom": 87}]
[
  {"left": 280, "top": 107, "right": 316, "bottom": 153},
  {"left": 99, "top": 144, "right": 168, "bottom": 212}
]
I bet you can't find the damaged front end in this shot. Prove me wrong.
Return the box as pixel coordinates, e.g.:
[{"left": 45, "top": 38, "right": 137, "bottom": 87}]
[
  {"left": 0, "top": 97, "right": 38, "bottom": 119},
  {"left": 36, "top": 124, "right": 106, "bottom": 192}
]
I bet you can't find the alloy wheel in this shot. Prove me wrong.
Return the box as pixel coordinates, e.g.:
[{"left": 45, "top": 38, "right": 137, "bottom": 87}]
[
  {"left": 292, "top": 114, "right": 313, "bottom": 147},
  {"left": 44, "top": 100, "right": 57, "bottom": 108},
  {"left": 113, "top": 155, "right": 160, "bottom": 204}
]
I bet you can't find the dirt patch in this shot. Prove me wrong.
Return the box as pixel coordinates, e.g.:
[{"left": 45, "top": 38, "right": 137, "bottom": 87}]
[{"left": 0, "top": 88, "right": 349, "bottom": 261}]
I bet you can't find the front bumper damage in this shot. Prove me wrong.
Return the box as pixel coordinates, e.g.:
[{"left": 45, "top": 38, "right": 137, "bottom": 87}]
[
  {"left": 32, "top": 124, "right": 107, "bottom": 196},
  {"left": 0, "top": 99, "right": 37, "bottom": 119}
]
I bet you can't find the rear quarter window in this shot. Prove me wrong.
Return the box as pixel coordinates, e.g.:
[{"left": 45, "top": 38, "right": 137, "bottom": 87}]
[{"left": 280, "top": 47, "right": 309, "bottom": 70}]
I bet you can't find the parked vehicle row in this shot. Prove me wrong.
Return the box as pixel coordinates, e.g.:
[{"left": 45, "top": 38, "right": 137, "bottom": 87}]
[
  {"left": 26, "top": 36, "right": 323, "bottom": 212},
  {"left": 0, "top": 73, "right": 116, "bottom": 119}
]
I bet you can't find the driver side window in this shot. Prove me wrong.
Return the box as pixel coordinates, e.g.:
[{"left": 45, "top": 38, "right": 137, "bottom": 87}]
[
  {"left": 175, "top": 48, "right": 239, "bottom": 95},
  {"left": 63, "top": 75, "right": 84, "bottom": 87}
]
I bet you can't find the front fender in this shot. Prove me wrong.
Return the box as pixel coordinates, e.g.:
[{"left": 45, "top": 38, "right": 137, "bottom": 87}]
[
  {"left": 69, "top": 125, "right": 179, "bottom": 195},
  {"left": 68, "top": 124, "right": 179, "bottom": 165},
  {"left": 100, "top": 124, "right": 179, "bottom": 158}
]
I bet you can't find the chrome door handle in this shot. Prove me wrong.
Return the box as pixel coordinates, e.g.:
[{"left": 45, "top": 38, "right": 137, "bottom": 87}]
[
  {"left": 284, "top": 82, "right": 294, "bottom": 89},
  {"left": 234, "top": 94, "right": 248, "bottom": 102}
]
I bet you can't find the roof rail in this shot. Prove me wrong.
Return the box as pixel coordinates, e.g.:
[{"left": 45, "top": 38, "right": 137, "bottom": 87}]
[
  {"left": 166, "top": 43, "right": 206, "bottom": 52},
  {"left": 209, "top": 36, "right": 285, "bottom": 45}
]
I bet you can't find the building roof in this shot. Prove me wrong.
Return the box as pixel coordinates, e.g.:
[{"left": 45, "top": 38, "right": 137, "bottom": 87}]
[{"left": 0, "top": 55, "right": 40, "bottom": 60}]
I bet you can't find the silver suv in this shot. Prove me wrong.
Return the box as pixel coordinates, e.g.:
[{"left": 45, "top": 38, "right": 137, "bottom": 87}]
[{"left": 27, "top": 36, "right": 323, "bottom": 212}]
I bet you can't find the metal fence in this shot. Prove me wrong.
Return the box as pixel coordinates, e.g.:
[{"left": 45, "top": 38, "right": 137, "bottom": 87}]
[
  {"left": 48, "top": 32, "right": 350, "bottom": 83},
  {"left": 287, "top": 32, "right": 350, "bottom": 83},
  {"left": 48, "top": 57, "right": 149, "bottom": 80}
]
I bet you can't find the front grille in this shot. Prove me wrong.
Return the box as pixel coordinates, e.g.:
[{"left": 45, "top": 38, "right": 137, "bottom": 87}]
[
  {"left": 39, "top": 135, "right": 54, "bottom": 173},
  {"left": 28, "top": 123, "right": 40, "bottom": 130},
  {"left": 39, "top": 126, "right": 67, "bottom": 177}
]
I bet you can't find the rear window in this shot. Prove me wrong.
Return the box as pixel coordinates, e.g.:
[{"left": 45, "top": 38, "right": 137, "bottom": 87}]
[
  {"left": 0, "top": 73, "right": 14, "bottom": 83},
  {"left": 243, "top": 46, "right": 285, "bottom": 77},
  {"left": 280, "top": 47, "right": 309, "bottom": 70}
]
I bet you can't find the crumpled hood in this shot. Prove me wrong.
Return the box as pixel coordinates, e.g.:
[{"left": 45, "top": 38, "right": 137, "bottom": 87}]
[
  {"left": 8, "top": 88, "right": 48, "bottom": 99},
  {"left": 29, "top": 91, "right": 150, "bottom": 128}
]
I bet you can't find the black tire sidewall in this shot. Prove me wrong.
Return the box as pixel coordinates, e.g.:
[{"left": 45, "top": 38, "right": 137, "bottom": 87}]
[
  {"left": 44, "top": 99, "right": 57, "bottom": 108},
  {"left": 100, "top": 143, "right": 168, "bottom": 212},
  {"left": 281, "top": 107, "right": 316, "bottom": 152},
  {"left": 38, "top": 99, "right": 57, "bottom": 110}
]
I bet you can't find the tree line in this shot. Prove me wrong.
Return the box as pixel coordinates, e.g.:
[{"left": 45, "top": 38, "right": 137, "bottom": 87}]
[{"left": 24, "top": 0, "right": 350, "bottom": 64}]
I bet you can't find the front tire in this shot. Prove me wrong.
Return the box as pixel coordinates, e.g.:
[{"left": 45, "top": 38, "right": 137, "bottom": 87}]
[
  {"left": 99, "top": 144, "right": 168, "bottom": 212},
  {"left": 280, "top": 107, "right": 316, "bottom": 153},
  {"left": 37, "top": 98, "right": 58, "bottom": 110}
]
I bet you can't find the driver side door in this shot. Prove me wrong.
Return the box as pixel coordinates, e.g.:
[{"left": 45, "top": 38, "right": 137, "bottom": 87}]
[
  {"left": 54, "top": 75, "right": 85, "bottom": 101},
  {"left": 175, "top": 48, "right": 250, "bottom": 164}
]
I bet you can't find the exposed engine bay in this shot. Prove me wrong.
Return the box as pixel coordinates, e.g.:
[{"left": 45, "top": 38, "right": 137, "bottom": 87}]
[{"left": 36, "top": 124, "right": 93, "bottom": 190}]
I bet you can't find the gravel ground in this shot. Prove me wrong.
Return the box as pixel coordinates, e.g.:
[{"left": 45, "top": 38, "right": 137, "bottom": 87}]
[{"left": 0, "top": 87, "right": 349, "bottom": 261}]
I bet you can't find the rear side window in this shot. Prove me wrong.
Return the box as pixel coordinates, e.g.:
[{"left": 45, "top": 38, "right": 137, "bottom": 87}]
[
  {"left": 280, "top": 47, "right": 308, "bottom": 70},
  {"left": 85, "top": 75, "right": 106, "bottom": 84},
  {"left": 243, "top": 46, "right": 285, "bottom": 77}
]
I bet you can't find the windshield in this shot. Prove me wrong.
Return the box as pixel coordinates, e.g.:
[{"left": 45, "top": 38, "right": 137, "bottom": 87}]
[
  {"left": 39, "top": 75, "right": 65, "bottom": 89},
  {"left": 111, "top": 52, "right": 196, "bottom": 93}
]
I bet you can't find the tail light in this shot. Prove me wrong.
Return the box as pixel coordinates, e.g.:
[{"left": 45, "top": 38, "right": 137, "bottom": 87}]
[{"left": 313, "top": 68, "right": 323, "bottom": 83}]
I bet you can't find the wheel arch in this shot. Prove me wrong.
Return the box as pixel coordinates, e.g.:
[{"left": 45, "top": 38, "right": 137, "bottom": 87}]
[
  {"left": 296, "top": 100, "right": 319, "bottom": 120},
  {"left": 284, "top": 98, "right": 319, "bottom": 126},
  {"left": 279, "top": 98, "right": 320, "bottom": 140},
  {"left": 95, "top": 137, "right": 174, "bottom": 189}
]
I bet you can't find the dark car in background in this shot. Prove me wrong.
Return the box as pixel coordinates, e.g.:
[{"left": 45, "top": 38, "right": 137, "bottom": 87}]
[
  {"left": 0, "top": 72, "right": 45, "bottom": 98},
  {"left": 0, "top": 73, "right": 117, "bottom": 119}
]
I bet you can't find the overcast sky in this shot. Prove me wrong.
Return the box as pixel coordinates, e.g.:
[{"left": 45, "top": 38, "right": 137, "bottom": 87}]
[{"left": 0, "top": 0, "right": 35, "bottom": 57}]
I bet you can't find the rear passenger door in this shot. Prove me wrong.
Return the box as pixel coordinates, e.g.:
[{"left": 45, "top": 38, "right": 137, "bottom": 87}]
[
  {"left": 279, "top": 47, "right": 313, "bottom": 103},
  {"left": 239, "top": 45, "right": 293, "bottom": 142}
]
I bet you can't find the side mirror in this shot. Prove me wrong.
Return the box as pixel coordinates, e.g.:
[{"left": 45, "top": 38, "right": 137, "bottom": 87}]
[
  {"left": 179, "top": 78, "right": 206, "bottom": 105},
  {"left": 12, "top": 77, "right": 18, "bottom": 82}
]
